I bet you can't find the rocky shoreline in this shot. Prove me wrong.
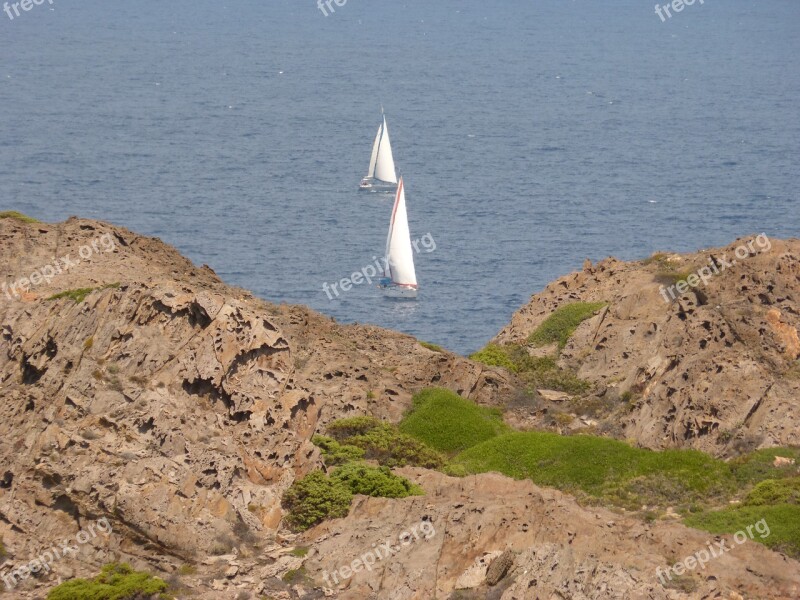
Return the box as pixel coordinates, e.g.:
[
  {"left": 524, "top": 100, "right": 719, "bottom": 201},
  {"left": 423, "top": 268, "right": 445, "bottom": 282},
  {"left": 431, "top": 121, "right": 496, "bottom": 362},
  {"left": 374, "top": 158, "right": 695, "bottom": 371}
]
[{"left": 1, "top": 215, "right": 798, "bottom": 599}]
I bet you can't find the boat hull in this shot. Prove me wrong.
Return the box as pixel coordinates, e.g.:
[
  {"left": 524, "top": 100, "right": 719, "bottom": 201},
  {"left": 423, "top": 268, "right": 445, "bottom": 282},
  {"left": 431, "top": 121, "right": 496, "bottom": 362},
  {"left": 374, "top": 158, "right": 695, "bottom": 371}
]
[
  {"left": 381, "top": 284, "right": 418, "bottom": 299},
  {"left": 359, "top": 178, "right": 398, "bottom": 193}
]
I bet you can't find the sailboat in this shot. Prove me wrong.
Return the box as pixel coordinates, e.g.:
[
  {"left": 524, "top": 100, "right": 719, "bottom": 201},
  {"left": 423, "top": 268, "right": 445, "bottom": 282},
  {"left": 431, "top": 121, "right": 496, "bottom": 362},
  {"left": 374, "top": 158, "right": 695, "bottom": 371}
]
[
  {"left": 379, "top": 177, "right": 418, "bottom": 299},
  {"left": 359, "top": 111, "right": 398, "bottom": 192}
]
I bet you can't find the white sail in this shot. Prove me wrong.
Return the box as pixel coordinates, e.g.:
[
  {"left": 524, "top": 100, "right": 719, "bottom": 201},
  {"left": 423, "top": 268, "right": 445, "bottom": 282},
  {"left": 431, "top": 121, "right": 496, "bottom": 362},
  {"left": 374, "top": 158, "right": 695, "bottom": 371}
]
[
  {"left": 366, "top": 124, "right": 381, "bottom": 179},
  {"left": 374, "top": 115, "right": 397, "bottom": 184},
  {"left": 385, "top": 178, "right": 417, "bottom": 286}
]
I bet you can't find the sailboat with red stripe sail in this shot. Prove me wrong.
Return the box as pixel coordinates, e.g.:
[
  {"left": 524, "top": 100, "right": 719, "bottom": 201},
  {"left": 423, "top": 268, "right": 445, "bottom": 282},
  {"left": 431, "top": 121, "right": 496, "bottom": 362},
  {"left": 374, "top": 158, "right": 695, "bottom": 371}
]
[{"left": 379, "top": 177, "right": 418, "bottom": 299}]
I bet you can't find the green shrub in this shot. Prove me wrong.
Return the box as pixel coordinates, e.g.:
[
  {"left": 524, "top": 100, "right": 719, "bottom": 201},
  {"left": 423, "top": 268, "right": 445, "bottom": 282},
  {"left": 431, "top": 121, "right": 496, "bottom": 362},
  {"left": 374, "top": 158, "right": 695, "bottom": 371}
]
[
  {"left": 469, "top": 344, "right": 517, "bottom": 371},
  {"left": 527, "top": 302, "right": 608, "bottom": 349},
  {"left": 0, "top": 210, "right": 39, "bottom": 223},
  {"left": 289, "top": 546, "right": 309, "bottom": 557},
  {"left": 399, "top": 388, "right": 509, "bottom": 454},
  {"left": 419, "top": 341, "right": 443, "bottom": 352},
  {"left": 312, "top": 435, "right": 365, "bottom": 466},
  {"left": 327, "top": 416, "right": 384, "bottom": 439},
  {"left": 46, "top": 562, "right": 171, "bottom": 600},
  {"left": 743, "top": 478, "right": 800, "bottom": 506},
  {"left": 331, "top": 463, "right": 422, "bottom": 498},
  {"left": 510, "top": 351, "right": 591, "bottom": 395},
  {"left": 325, "top": 417, "right": 446, "bottom": 469},
  {"left": 281, "top": 463, "right": 422, "bottom": 531},
  {"left": 48, "top": 283, "right": 120, "bottom": 304},
  {"left": 282, "top": 566, "right": 308, "bottom": 584},
  {"left": 281, "top": 471, "right": 353, "bottom": 531},
  {"left": 685, "top": 505, "right": 800, "bottom": 559},
  {"left": 442, "top": 463, "right": 468, "bottom": 477},
  {"left": 472, "top": 345, "right": 591, "bottom": 394},
  {"left": 642, "top": 252, "right": 670, "bottom": 266},
  {"left": 48, "top": 287, "right": 98, "bottom": 303},
  {"left": 454, "top": 431, "right": 735, "bottom": 501},
  {"left": 731, "top": 447, "right": 800, "bottom": 485}
]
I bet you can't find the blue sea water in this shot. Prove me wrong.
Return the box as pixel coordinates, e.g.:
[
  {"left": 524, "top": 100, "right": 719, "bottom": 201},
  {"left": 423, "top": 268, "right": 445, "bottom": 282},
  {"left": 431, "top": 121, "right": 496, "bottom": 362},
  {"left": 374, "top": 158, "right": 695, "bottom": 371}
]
[{"left": 1, "top": 0, "right": 798, "bottom": 355}]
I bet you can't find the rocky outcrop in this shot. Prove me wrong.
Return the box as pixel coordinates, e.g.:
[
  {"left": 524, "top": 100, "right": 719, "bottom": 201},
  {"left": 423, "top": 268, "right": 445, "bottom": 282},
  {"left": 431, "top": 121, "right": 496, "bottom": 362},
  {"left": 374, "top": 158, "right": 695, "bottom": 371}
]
[
  {"left": 494, "top": 236, "right": 800, "bottom": 453},
  {"left": 1, "top": 217, "right": 799, "bottom": 599},
  {"left": 0, "top": 217, "right": 512, "bottom": 596},
  {"left": 305, "top": 470, "right": 800, "bottom": 599}
]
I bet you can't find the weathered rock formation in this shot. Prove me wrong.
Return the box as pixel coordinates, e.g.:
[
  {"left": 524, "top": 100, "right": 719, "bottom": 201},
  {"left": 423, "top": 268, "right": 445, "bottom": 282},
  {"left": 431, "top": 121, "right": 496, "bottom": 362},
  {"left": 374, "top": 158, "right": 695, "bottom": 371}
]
[
  {"left": 0, "top": 217, "right": 510, "bottom": 597},
  {"left": 494, "top": 236, "right": 800, "bottom": 454},
  {"left": 1, "top": 217, "right": 798, "bottom": 598},
  {"left": 307, "top": 470, "right": 800, "bottom": 599}
]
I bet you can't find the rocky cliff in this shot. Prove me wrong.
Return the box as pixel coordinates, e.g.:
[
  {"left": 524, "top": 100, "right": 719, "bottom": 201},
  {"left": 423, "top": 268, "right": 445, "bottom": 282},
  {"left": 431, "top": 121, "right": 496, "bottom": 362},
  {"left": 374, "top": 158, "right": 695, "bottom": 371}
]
[
  {"left": 494, "top": 236, "right": 800, "bottom": 454},
  {"left": 1, "top": 217, "right": 798, "bottom": 599}
]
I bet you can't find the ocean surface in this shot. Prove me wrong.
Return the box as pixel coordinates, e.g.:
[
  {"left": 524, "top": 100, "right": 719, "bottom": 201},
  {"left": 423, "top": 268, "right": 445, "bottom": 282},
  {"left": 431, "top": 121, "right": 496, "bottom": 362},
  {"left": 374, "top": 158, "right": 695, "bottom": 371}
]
[{"left": 2, "top": 0, "right": 798, "bottom": 355}]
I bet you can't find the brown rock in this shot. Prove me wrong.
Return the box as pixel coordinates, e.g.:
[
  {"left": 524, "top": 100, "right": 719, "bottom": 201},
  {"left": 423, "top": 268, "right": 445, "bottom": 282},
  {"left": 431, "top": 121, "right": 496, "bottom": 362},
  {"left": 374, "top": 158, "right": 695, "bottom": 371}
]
[
  {"left": 485, "top": 549, "right": 514, "bottom": 585},
  {"left": 494, "top": 236, "right": 800, "bottom": 452}
]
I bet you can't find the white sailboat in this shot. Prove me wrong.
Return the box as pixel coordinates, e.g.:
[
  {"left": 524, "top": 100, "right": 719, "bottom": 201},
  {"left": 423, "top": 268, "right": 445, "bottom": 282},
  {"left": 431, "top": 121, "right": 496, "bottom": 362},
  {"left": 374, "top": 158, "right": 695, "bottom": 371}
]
[
  {"left": 379, "top": 177, "right": 418, "bottom": 299},
  {"left": 359, "top": 111, "right": 398, "bottom": 192}
]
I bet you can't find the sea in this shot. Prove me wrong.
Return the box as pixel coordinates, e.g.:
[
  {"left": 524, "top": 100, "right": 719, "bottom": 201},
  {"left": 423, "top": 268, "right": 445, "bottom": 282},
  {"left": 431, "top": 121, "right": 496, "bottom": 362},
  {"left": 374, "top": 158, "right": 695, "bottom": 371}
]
[{"left": 1, "top": 0, "right": 798, "bottom": 355}]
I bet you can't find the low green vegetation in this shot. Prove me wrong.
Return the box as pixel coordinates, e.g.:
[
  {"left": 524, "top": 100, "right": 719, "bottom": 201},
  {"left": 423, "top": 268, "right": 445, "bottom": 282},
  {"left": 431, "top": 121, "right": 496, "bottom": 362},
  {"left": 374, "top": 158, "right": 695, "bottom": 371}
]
[
  {"left": 396, "top": 388, "right": 800, "bottom": 556},
  {"left": 312, "top": 435, "right": 366, "bottom": 465},
  {"left": 331, "top": 462, "right": 423, "bottom": 497},
  {"left": 176, "top": 564, "right": 196, "bottom": 576},
  {"left": 48, "top": 287, "right": 97, "bottom": 303},
  {"left": 513, "top": 352, "right": 591, "bottom": 395},
  {"left": 454, "top": 432, "right": 735, "bottom": 509},
  {"left": 282, "top": 566, "right": 309, "bottom": 584},
  {"left": 282, "top": 470, "right": 352, "bottom": 531},
  {"left": 308, "top": 388, "right": 800, "bottom": 556},
  {"left": 642, "top": 252, "right": 670, "bottom": 265},
  {"left": 470, "top": 344, "right": 591, "bottom": 394},
  {"left": 398, "top": 388, "right": 509, "bottom": 455},
  {"left": 743, "top": 477, "right": 800, "bottom": 506},
  {"left": 282, "top": 463, "right": 421, "bottom": 531},
  {"left": 0, "top": 210, "right": 39, "bottom": 223},
  {"left": 469, "top": 343, "right": 517, "bottom": 371},
  {"left": 47, "top": 562, "right": 171, "bottom": 600},
  {"left": 289, "top": 546, "right": 309, "bottom": 558},
  {"left": 419, "top": 341, "right": 444, "bottom": 352},
  {"left": 644, "top": 253, "right": 697, "bottom": 285},
  {"left": 323, "top": 416, "right": 445, "bottom": 468},
  {"left": 48, "top": 282, "right": 120, "bottom": 304},
  {"left": 527, "top": 301, "right": 608, "bottom": 348},
  {"left": 685, "top": 505, "right": 800, "bottom": 559},
  {"left": 730, "top": 447, "right": 800, "bottom": 485}
]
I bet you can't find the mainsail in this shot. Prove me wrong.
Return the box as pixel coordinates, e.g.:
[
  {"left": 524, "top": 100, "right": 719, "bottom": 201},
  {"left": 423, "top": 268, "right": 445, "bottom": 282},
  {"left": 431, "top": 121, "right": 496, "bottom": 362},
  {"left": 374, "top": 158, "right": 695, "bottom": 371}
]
[
  {"left": 384, "top": 178, "right": 417, "bottom": 286},
  {"left": 373, "top": 115, "right": 397, "bottom": 184}
]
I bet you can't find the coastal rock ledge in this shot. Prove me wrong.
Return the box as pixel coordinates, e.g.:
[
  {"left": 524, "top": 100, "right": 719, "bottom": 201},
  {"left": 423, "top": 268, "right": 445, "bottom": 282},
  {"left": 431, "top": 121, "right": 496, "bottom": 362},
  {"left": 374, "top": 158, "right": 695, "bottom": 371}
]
[{"left": 0, "top": 216, "right": 798, "bottom": 599}]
